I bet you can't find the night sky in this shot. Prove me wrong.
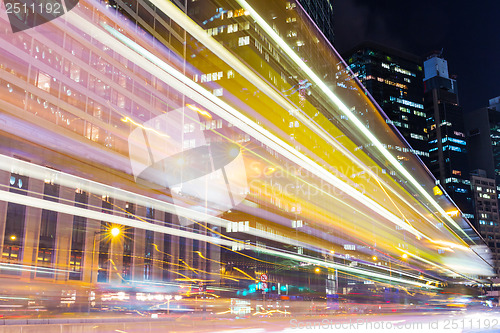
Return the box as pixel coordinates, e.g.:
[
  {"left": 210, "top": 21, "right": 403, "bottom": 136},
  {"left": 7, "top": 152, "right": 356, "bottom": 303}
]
[{"left": 333, "top": 0, "right": 500, "bottom": 113}]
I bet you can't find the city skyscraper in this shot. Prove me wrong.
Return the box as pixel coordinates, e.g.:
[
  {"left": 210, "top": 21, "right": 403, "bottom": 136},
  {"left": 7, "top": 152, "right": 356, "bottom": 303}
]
[
  {"left": 469, "top": 169, "right": 500, "bottom": 275},
  {"left": 424, "top": 53, "right": 473, "bottom": 221},
  {"left": 344, "top": 42, "right": 428, "bottom": 164},
  {"left": 465, "top": 98, "right": 500, "bottom": 275},
  {"left": 297, "top": 0, "right": 334, "bottom": 45},
  {"left": 465, "top": 100, "right": 500, "bottom": 184}
]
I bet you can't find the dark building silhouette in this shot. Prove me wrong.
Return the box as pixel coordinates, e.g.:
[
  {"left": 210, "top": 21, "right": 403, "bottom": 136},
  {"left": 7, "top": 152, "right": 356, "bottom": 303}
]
[
  {"left": 469, "top": 169, "right": 500, "bottom": 275},
  {"left": 343, "top": 42, "right": 428, "bottom": 164},
  {"left": 424, "top": 53, "right": 473, "bottom": 221},
  {"left": 466, "top": 100, "right": 500, "bottom": 184},
  {"left": 466, "top": 97, "right": 500, "bottom": 275},
  {"left": 297, "top": 0, "right": 334, "bottom": 45}
]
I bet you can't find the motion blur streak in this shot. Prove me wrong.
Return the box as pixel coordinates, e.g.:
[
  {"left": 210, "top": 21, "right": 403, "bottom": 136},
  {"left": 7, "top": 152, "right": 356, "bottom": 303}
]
[
  {"left": 233, "top": 0, "right": 470, "bottom": 240},
  {"left": 146, "top": 0, "right": 446, "bottom": 238}
]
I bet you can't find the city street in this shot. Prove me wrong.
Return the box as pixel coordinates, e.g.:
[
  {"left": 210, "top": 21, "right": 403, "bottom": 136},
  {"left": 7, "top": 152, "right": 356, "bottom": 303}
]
[{"left": 1, "top": 310, "right": 500, "bottom": 332}]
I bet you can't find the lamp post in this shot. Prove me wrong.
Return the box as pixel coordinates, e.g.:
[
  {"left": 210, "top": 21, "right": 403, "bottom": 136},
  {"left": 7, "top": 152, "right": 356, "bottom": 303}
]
[
  {"left": 89, "top": 227, "right": 121, "bottom": 311},
  {"left": 165, "top": 295, "right": 172, "bottom": 315}
]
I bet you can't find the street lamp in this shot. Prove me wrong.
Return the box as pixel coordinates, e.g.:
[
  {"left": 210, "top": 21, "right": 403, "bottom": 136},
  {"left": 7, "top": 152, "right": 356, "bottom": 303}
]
[
  {"left": 110, "top": 227, "right": 121, "bottom": 238},
  {"left": 89, "top": 226, "right": 122, "bottom": 311},
  {"left": 165, "top": 295, "right": 172, "bottom": 314}
]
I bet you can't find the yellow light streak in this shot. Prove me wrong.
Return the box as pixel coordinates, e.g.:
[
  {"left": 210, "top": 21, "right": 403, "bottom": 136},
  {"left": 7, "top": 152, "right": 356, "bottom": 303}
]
[
  {"left": 121, "top": 116, "right": 169, "bottom": 138},
  {"left": 135, "top": 0, "right": 447, "bottom": 241},
  {"left": 101, "top": 7, "right": 432, "bottom": 241},
  {"left": 232, "top": 267, "right": 255, "bottom": 280},
  {"left": 233, "top": 0, "right": 472, "bottom": 241},
  {"left": 430, "top": 240, "right": 469, "bottom": 251},
  {"left": 5, "top": 5, "right": 494, "bottom": 280},
  {"left": 186, "top": 103, "right": 212, "bottom": 119},
  {"left": 95, "top": 14, "right": 490, "bottom": 282}
]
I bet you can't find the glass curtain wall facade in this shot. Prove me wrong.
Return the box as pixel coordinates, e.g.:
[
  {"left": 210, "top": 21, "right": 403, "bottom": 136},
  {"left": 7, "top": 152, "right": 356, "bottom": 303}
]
[
  {"left": 424, "top": 54, "right": 473, "bottom": 224},
  {"left": 345, "top": 42, "right": 428, "bottom": 165}
]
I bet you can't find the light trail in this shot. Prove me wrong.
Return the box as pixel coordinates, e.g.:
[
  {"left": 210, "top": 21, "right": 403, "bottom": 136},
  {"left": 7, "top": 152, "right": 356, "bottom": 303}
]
[
  {"left": 55, "top": 7, "right": 488, "bottom": 278},
  {"left": 0, "top": 188, "right": 445, "bottom": 287},
  {"left": 146, "top": 0, "right": 453, "bottom": 238},
  {"left": 0, "top": 5, "right": 492, "bottom": 278},
  {"left": 121, "top": 116, "right": 170, "bottom": 138},
  {"left": 97, "top": 19, "right": 430, "bottom": 241},
  {"left": 0, "top": 1, "right": 490, "bottom": 291},
  {"left": 232, "top": 0, "right": 473, "bottom": 241}
]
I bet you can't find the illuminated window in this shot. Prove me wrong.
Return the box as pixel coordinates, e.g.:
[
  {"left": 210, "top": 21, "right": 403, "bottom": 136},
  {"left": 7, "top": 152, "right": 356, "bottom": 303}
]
[
  {"left": 69, "top": 251, "right": 82, "bottom": 280},
  {"left": 36, "top": 72, "right": 51, "bottom": 92},
  {"left": 213, "top": 88, "right": 223, "bottom": 96},
  {"left": 238, "top": 36, "right": 250, "bottom": 46},
  {"left": 227, "top": 24, "right": 238, "bottom": 33},
  {"left": 227, "top": 221, "right": 249, "bottom": 232}
]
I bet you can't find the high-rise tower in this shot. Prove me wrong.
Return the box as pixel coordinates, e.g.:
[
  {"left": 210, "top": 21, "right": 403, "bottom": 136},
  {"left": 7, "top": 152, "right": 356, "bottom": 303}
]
[
  {"left": 344, "top": 42, "right": 428, "bottom": 164},
  {"left": 424, "top": 53, "right": 473, "bottom": 220},
  {"left": 297, "top": 0, "right": 334, "bottom": 45}
]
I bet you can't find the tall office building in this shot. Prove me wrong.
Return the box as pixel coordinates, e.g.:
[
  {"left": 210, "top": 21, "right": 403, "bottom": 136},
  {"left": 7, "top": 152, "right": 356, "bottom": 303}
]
[
  {"left": 297, "top": 0, "right": 334, "bottom": 45},
  {"left": 424, "top": 53, "right": 473, "bottom": 221},
  {"left": 344, "top": 42, "right": 428, "bottom": 164},
  {"left": 466, "top": 98, "right": 500, "bottom": 276},
  {"left": 470, "top": 169, "right": 500, "bottom": 275},
  {"left": 0, "top": 0, "right": 229, "bottom": 307},
  {"left": 465, "top": 100, "right": 500, "bottom": 184},
  {"left": 490, "top": 96, "right": 500, "bottom": 111}
]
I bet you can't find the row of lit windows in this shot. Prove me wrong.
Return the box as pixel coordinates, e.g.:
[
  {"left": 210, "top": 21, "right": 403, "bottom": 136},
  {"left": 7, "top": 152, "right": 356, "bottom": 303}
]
[
  {"left": 480, "top": 221, "right": 499, "bottom": 226},
  {"left": 389, "top": 96, "right": 424, "bottom": 109},
  {"left": 386, "top": 119, "right": 408, "bottom": 128},
  {"left": 381, "top": 63, "right": 416, "bottom": 77},
  {"left": 445, "top": 177, "right": 471, "bottom": 185},
  {"left": 364, "top": 75, "right": 407, "bottom": 90},
  {"left": 443, "top": 145, "right": 463, "bottom": 152},
  {"left": 239, "top": 36, "right": 250, "bottom": 46},
  {"left": 410, "top": 133, "right": 425, "bottom": 140},
  {"left": 476, "top": 186, "right": 496, "bottom": 194},
  {"left": 442, "top": 137, "right": 466, "bottom": 145},
  {"left": 193, "top": 70, "right": 235, "bottom": 83},
  {"left": 206, "top": 21, "right": 250, "bottom": 37},
  {"left": 226, "top": 221, "right": 250, "bottom": 233},
  {"left": 0, "top": 76, "right": 129, "bottom": 154},
  {"left": 356, "top": 143, "right": 429, "bottom": 157}
]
